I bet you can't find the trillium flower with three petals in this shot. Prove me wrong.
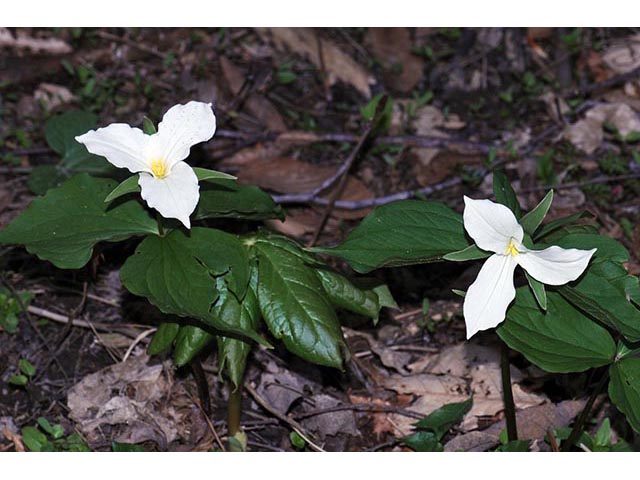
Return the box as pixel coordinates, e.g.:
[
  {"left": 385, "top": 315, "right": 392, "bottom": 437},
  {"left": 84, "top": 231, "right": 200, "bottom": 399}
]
[
  {"left": 76, "top": 101, "right": 216, "bottom": 229},
  {"left": 462, "top": 196, "right": 596, "bottom": 339}
]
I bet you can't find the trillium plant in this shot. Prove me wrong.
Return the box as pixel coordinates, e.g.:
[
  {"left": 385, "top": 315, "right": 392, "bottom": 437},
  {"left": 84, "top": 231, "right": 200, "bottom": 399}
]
[
  {"left": 318, "top": 171, "right": 640, "bottom": 449},
  {"left": 0, "top": 101, "right": 396, "bottom": 449}
]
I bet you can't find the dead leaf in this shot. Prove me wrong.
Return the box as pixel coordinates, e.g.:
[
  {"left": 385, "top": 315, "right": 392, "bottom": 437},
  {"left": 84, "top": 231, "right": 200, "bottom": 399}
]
[
  {"left": 301, "top": 394, "right": 359, "bottom": 437},
  {"left": 345, "top": 328, "right": 412, "bottom": 374},
  {"left": 444, "top": 399, "right": 586, "bottom": 452},
  {"left": 0, "top": 28, "right": 72, "bottom": 55},
  {"left": 33, "top": 83, "right": 76, "bottom": 112},
  {"left": 602, "top": 34, "right": 640, "bottom": 74},
  {"left": 67, "top": 354, "right": 182, "bottom": 448},
  {"left": 564, "top": 103, "right": 640, "bottom": 154},
  {"left": 365, "top": 28, "right": 424, "bottom": 93},
  {"left": 219, "top": 55, "right": 287, "bottom": 131},
  {"left": 256, "top": 28, "right": 375, "bottom": 97},
  {"left": 348, "top": 394, "right": 397, "bottom": 439}
]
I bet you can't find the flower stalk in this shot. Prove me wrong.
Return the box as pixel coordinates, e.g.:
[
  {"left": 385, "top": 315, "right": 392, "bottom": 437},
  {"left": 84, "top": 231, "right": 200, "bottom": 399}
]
[{"left": 500, "top": 340, "right": 518, "bottom": 442}]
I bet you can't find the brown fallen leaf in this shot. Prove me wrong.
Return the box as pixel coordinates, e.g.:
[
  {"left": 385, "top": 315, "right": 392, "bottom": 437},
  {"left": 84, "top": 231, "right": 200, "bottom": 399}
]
[
  {"left": 365, "top": 28, "right": 424, "bottom": 93},
  {"left": 67, "top": 354, "right": 183, "bottom": 449},
  {"left": 444, "top": 399, "right": 586, "bottom": 452},
  {"left": 0, "top": 28, "right": 72, "bottom": 55},
  {"left": 301, "top": 394, "right": 359, "bottom": 438},
  {"left": 34, "top": 83, "right": 76, "bottom": 112},
  {"left": 219, "top": 55, "right": 287, "bottom": 131},
  {"left": 255, "top": 28, "right": 375, "bottom": 98},
  {"left": 602, "top": 34, "right": 640, "bottom": 75}
]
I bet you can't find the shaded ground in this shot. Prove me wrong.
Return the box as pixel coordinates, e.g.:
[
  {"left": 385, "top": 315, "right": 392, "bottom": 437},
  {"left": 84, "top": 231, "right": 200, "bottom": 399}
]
[{"left": 1, "top": 27, "right": 640, "bottom": 451}]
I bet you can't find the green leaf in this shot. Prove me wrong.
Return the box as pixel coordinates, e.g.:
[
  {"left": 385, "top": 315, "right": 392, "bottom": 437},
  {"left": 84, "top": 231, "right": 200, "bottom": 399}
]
[
  {"left": 0, "top": 288, "right": 33, "bottom": 334},
  {"left": 414, "top": 398, "right": 473, "bottom": 439},
  {"left": 256, "top": 240, "right": 345, "bottom": 369},
  {"left": 217, "top": 268, "right": 261, "bottom": 389},
  {"left": 289, "top": 431, "right": 306, "bottom": 449},
  {"left": 520, "top": 190, "right": 553, "bottom": 235},
  {"left": 559, "top": 261, "right": 640, "bottom": 342},
  {"left": 493, "top": 170, "right": 521, "bottom": 218},
  {"left": 142, "top": 116, "right": 156, "bottom": 135},
  {"left": 534, "top": 211, "right": 594, "bottom": 241},
  {"left": 120, "top": 228, "right": 264, "bottom": 344},
  {"left": 112, "top": 442, "right": 146, "bottom": 452},
  {"left": 315, "top": 268, "right": 383, "bottom": 321},
  {"left": 37, "top": 417, "right": 64, "bottom": 440},
  {"left": 193, "top": 167, "right": 237, "bottom": 182},
  {"left": 498, "top": 288, "right": 616, "bottom": 373},
  {"left": 194, "top": 179, "right": 283, "bottom": 221},
  {"left": 0, "top": 174, "right": 158, "bottom": 269},
  {"left": 173, "top": 325, "right": 214, "bottom": 367},
  {"left": 609, "top": 357, "right": 640, "bottom": 433},
  {"left": 443, "top": 244, "right": 491, "bottom": 262},
  {"left": 45, "top": 111, "right": 114, "bottom": 175},
  {"left": 27, "top": 165, "right": 69, "bottom": 195},
  {"left": 525, "top": 272, "right": 547, "bottom": 311},
  {"left": 495, "top": 440, "right": 531, "bottom": 452},
  {"left": 21, "top": 426, "right": 50, "bottom": 452},
  {"left": 19, "top": 358, "right": 36, "bottom": 377},
  {"left": 104, "top": 175, "right": 140, "bottom": 203},
  {"left": 314, "top": 200, "right": 470, "bottom": 273},
  {"left": 594, "top": 418, "right": 611, "bottom": 447},
  {"left": 147, "top": 322, "right": 180, "bottom": 355},
  {"left": 8, "top": 374, "right": 28, "bottom": 386},
  {"left": 401, "top": 431, "right": 443, "bottom": 452}
]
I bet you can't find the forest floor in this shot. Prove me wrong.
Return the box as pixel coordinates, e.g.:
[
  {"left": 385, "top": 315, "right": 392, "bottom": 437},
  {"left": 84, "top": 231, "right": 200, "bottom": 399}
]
[{"left": 1, "top": 27, "right": 640, "bottom": 452}]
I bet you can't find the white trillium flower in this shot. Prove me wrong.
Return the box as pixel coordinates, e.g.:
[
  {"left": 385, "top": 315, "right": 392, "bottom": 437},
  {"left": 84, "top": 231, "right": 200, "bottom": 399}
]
[
  {"left": 75, "top": 101, "right": 216, "bottom": 229},
  {"left": 462, "top": 196, "right": 596, "bottom": 339}
]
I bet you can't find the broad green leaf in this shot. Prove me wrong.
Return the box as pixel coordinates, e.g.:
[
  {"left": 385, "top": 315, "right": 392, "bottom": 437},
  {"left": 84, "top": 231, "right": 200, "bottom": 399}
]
[
  {"left": 520, "top": 190, "right": 553, "bottom": 235},
  {"left": 609, "top": 357, "right": 640, "bottom": 433},
  {"left": 255, "top": 233, "right": 323, "bottom": 267},
  {"left": 401, "top": 431, "right": 443, "bottom": 452},
  {"left": 194, "top": 180, "right": 284, "bottom": 221},
  {"left": 414, "top": 398, "right": 473, "bottom": 439},
  {"left": 45, "top": 111, "right": 113, "bottom": 174},
  {"left": 594, "top": 418, "right": 611, "bottom": 447},
  {"left": 193, "top": 167, "right": 237, "bottom": 182},
  {"left": 443, "top": 244, "right": 490, "bottom": 262},
  {"left": 147, "top": 322, "right": 180, "bottom": 355},
  {"left": 534, "top": 211, "right": 594, "bottom": 241},
  {"left": 173, "top": 324, "right": 214, "bottom": 367},
  {"left": 525, "top": 272, "right": 547, "bottom": 311},
  {"left": 120, "top": 228, "right": 263, "bottom": 344},
  {"left": 498, "top": 288, "right": 616, "bottom": 373},
  {"left": 314, "top": 200, "right": 470, "bottom": 273},
  {"left": 0, "top": 174, "right": 157, "bottom": 269},
  {"left": 37, "top": 417, "right": 64, "bottom": 440},
  {"left": 27, "top": 165, "right": 69, "bottom": 195},
  {"left": 493, "top": 170, "right": 521, "bottom": 218},
  {"left": 315, "top": 268, "right": 382, "bottom": 321},
  {"left": 256, "top": 241, "right": 345, "bottom": 369},
  {"left": 104, "top": 175, "right": 140, "bottom": 203},
  {"left": 217, "top": 268, "right": 261, "bottom": 389},
  {"left": 21, "top": 426, "right": 51, "bottom": 452},
  {"left": 559, "top": 261, "right": 640, "bottom": 342}
]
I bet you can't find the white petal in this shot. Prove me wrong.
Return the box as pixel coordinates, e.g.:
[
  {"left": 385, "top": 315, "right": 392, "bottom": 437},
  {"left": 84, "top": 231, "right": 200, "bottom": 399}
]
[
  {"left": 463, "top": 196, "right": 523, "bottom": 253},
  {"left": 75, "top": 124, "right": 149, "bottom": 173},
  {"left": 463, "top": 254, "right": 517, "bottom": 339},
  {"left": 148, "top": 101, "right": 216, "bottom": 167},
  {"left": 517, "top": 246, "right": 596, "bottom": 286},
  {"left": 138, "top": 162, "right": 199, "bottom": 228}
]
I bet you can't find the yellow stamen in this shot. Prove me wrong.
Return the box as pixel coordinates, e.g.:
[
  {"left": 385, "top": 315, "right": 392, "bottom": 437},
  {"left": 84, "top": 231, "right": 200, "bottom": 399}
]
[
  {"left": 150, "top": 158, "right": 169, "bottom": 179},
  {"left": 505, "top": 239, "right": 519, "bottom": 257}
]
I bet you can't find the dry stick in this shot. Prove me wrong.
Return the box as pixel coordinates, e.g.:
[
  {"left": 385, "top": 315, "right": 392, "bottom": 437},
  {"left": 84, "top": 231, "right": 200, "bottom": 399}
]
[
  {"left": 500, "top": 340, "right": 518, "bottom": 442},
  {"left": 308, "top": 120, "right": 377, "bottom": 246},
  {"left": 293, "top": 402, "right": 424, "bottom": 421},
  {"left": 244, "top": 383, "right": 325, "bottom": 452},
  {"left": 26, "top": 305, "right": 146, "bottom": 336},
  {"left": 561, "top": 369, "right": 610, "bottom": 452}
]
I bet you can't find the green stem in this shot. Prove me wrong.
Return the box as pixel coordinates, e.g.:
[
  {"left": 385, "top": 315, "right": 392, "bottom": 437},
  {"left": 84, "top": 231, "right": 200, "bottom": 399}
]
[
  {"left": 561, "top": 369, "right": 609, "bottom": 451},
  {"left": 500, "top": 340, "right": 518, "bottom": 442},
  {"left": 228, "top": 384, "right": 243, "bottom": 439},
  {"left": 156, "top": 212, "right": 165, "bottom": 236}
]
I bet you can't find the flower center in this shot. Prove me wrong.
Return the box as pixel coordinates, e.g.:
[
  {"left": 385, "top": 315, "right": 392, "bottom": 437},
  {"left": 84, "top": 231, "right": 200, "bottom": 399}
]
[
  {"left": 505, "top": 239, "right": 520, "bottom": 257},
  {"left": 150, "top": 158, "right": 169, "bottom": 179}
]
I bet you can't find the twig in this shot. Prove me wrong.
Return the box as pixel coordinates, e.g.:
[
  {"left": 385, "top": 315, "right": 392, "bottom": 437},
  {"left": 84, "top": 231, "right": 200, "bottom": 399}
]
[
  {"left": 244, "top": 383, "right": 325, "bottom": 452},
  {"left": 568, "top": 64, "right": 640, "bottom": 97},
  {"left": 308, "top": 106, "right": 380, "bottom": 245},
  {"left": 292, "top": 402, "right": 424, "bottom": 421},
  {"left": 26, "top": 305, "right": 145, "bottom": 336},
  {"left": 122, "top": 328, "right": 156, "bottom": 362},
  {"left": 185, "top": 390, "right": 226, "bottom": 452}
]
